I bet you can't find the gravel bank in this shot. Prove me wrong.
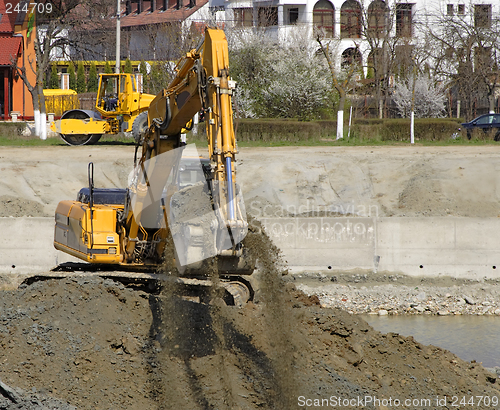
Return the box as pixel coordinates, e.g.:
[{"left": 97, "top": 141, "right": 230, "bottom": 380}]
[{"left": 292, "top": 272, "right": 500, "bottom": 316}]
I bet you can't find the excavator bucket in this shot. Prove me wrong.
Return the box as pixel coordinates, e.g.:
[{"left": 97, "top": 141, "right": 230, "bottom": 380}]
[{"left": 128, "top": 144, "right": 249, "bottom": 271}]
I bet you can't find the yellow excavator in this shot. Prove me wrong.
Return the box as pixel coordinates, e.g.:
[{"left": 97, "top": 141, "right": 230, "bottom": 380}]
[
  {"left": 50, "top": 73, "right": 155, "bottom": 145},
  {"left": 53, "top": 28, "right": 256, "bottom": 304}
]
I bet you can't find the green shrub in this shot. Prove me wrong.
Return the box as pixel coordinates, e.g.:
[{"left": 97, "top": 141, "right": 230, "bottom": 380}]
[{"left": 379, "top": 119, "right": 462, "bottom": 141}]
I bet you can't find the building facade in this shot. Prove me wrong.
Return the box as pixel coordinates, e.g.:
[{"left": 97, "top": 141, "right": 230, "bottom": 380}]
[
  {"left": 207, "top": 0, "right": 499, "bottom": 75},
  {"left": 0, "top": 1, "right": 36, "bottom": 120}
]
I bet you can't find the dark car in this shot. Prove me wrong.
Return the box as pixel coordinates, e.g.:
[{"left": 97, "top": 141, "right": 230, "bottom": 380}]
[{"left": 462, "top": 113, "right": 500, "bottom": 140}]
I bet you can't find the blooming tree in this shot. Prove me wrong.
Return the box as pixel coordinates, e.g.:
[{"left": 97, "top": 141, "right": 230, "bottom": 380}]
[{"left": 393, "top": 75, "right": 446, "bottom": 118}]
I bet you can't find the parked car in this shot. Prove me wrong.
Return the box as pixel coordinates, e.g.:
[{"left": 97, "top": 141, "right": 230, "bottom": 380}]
[{"left": 462, "top": 113, "right": 500, "bottom": 140}]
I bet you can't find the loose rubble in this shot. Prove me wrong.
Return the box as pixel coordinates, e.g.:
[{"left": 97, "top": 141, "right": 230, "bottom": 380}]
[{"left": 293, "top": 272, "right": 500, "bottom": 316}]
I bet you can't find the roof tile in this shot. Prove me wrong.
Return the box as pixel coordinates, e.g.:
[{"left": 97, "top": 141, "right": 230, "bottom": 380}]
[{"left": 0, "top": 35, "right": 22, "bottom": 66}]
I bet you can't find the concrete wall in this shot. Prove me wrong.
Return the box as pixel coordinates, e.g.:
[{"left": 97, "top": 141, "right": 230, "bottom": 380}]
[
  {"left": 0, "top": 217, "right": 77, "bottom": 277},
  {"left": 1, "top": 216, "right": 499, "bottom": 284},
  {"left": 261, "top": 217, "right": 500, "bottom": 280}
]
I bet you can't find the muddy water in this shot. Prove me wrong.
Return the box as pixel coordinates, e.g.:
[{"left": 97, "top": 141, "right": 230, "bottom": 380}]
[{"left": 363, "top": 315, "right": 500, "bottom": 368}]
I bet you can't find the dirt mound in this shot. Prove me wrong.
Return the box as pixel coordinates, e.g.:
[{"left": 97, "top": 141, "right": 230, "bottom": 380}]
[
  {"left": 0, "top": 195, "right": 46, "bottom": 217},
  {"left": 0, "top": 274, "right": 498, "bottom": 408}
]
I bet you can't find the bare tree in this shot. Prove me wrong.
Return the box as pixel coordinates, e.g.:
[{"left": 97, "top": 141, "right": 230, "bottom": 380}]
[
  {"left": 426, "top": 1, "right": 500, "bottom": 119},
  {"left": 12, "top": 0, "right": 115, "bottom": 138},
  {"left": 316, "top": 34, "right": 359, "bottom": 139},
  {"left": 358, "top": 0, "right": 394, "bottom": 118}
]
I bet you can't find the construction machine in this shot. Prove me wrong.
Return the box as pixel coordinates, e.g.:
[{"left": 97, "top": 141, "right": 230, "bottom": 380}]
[
  {"left": 50, "top": 73, "right": 155, "bottom": 146},
  {"left": 53, "top": 28, "right": 256, "bottom": 305}
]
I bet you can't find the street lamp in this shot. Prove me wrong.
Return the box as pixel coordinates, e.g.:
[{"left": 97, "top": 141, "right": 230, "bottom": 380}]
[{"left": 115, "top": 0, "right": 121, "bottom": 74}]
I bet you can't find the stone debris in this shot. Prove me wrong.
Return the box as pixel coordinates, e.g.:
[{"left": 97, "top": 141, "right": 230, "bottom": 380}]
[
  {"left": 295, "top": 274, "right": 500, "bottom": 315},
  {"left": 0, "top": 379, "right": 76, "bottom": 410}
]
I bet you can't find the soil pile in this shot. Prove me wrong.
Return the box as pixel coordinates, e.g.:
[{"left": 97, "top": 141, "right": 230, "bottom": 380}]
[
  {"left": 0, "top": 195, "right": 46, "bottom": 217},
  {"left": 0, "top": 275, "right": 499, "bottom": 409}
]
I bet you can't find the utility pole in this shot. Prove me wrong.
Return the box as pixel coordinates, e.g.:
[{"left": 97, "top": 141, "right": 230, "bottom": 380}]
[{"left": 115, "top": 0, "right": 121, "bottom": 74}]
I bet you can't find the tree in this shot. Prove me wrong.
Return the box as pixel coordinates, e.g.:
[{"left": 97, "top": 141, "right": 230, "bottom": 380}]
[
  {"left": 87, "top": 62, "right": 98, "bottom": 93},
  {"left": 49, "top": 64, "right": 59, "bottom": 89},
  {"left": 358, "top": 0, "right": 393, "bottom": 118},
  {"left": 229, "top": 31, "right": 331, "bottom": 120},
  {"left": 76, "top": 61, "right": 86, "bottom": 93},
  {"left": 148, "top": 61, "right": 174, "bottom": 95},
  {"left": 426, "top": 2, "right": 500, "bottom": 119},
  {"left": 11, "top": 0, "right": 115, "bottom": 139},
  {"left": 393, "top": 75, "right": 446, "bottom": 118},
  {"left": 67, "top": 61, "right": 76, "bottom": 91},
  {"left": 123, "top": 58, "right": 133, "bottom": 74},
  {"left": 139, "top": 60, "right": 149, "bottom": 93},
  {"left": 316, "top": 35, "right": 359, "bottom": 139}
]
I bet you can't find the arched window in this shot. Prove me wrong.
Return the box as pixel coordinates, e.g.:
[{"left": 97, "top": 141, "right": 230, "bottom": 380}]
[
  {"left": 367, "top": 0, "right": 388, "bottom": 38},
  {"left": 341, "top": 47, "right": 362, "bottom": 69},
  {"left": 341, "top": 0, "right": 362, "bottom": 39},
  {"left": 313, "top": 0, "right": 335, "bottom": 38}
]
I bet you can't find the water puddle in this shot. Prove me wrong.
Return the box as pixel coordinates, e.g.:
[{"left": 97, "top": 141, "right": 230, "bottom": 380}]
[{"left": 363, "top": 315, "right": 500, "bottom": 368}]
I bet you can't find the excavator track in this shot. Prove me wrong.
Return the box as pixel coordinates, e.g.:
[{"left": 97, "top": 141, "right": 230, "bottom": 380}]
[{"left": 23, "top": 262, "right": 257, "bottom": 306}]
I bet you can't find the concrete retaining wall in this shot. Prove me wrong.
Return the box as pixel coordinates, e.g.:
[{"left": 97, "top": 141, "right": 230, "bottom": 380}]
[
  {"left": 261, "top": 217, "right": 500, "bottom": 279},
  {"left": 0, "top": 217, "right": 77, "bottom": 277},
  {"left": 1, "top": 216, "right": 499, "bottom": 282}
]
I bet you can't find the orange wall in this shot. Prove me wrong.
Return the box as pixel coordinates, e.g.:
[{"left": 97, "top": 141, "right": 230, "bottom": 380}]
[{"left": 12, "top": 17, "right": 36, "bottom": 118}]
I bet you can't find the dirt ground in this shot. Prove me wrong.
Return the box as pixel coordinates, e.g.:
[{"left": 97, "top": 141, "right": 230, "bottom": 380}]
[
  {"left": 1, "top": 144, "right": 500, "bottom": 218},
  {"left": 1, "top": 144, "right": 500, "bottom": 408}
]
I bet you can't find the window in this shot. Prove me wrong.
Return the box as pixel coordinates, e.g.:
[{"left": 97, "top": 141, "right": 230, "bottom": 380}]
[
  {"left": 313, "top": 1, "right": 334, "bottom": 37},
  {"left": 234, "top": 8, "right": 253, "bottom": 27},
  {"left": 457, "top": 4, "right": 465, "bottom": 15},
  {"left": 341, "top": 0, "right": 362, "bottom": 39},
  {"left": 289, "top": 8, "right": 299, "bottom": 25},
  {"left": 367, "top": 0, "right": 389, "bottom": 38},
  {"left": 396, "top": 3, "right": 413, "bottom": 37},
  {"left": 341, "top": 47, "right": 362, "bottom": 69},
  {"left": 447, "top": 4, "right": 453, "bottom": 15},
  {"left": 258, "top": 7, "right": 278, "bottom": 27},
  {"left": 474, "top": 4, "right": 491, "bottom": 28}
]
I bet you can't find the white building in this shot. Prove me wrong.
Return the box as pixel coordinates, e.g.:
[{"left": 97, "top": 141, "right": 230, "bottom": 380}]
[{"left": 204, "top": 0, "right": 499, "bottom": 73}]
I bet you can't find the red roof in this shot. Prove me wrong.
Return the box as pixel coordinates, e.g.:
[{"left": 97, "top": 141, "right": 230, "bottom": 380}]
[
  {"left": 0, "top": 3, "right": 17, "bottom": 33},
  {"left": 121, "top": 0, "right": 209, "bottom": 28},
  {"left": 0, "top": 36, "right": 22, "bottom": 65}
]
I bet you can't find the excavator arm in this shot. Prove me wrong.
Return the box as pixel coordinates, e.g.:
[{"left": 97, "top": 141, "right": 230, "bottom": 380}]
[
  {"left": 145, "top": 28, "right": 238, "bottom": 191},
  {"left": 125, "top": 28, "right": 250, "bottom": 273}
]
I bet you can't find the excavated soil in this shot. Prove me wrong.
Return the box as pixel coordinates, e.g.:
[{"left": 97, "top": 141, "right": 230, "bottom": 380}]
[
  {"left": 1, "top": 275, "right": 499, "bottom": 409},
  {"left": 1, "top": 229, "right": 499, "bottom": 409}
]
